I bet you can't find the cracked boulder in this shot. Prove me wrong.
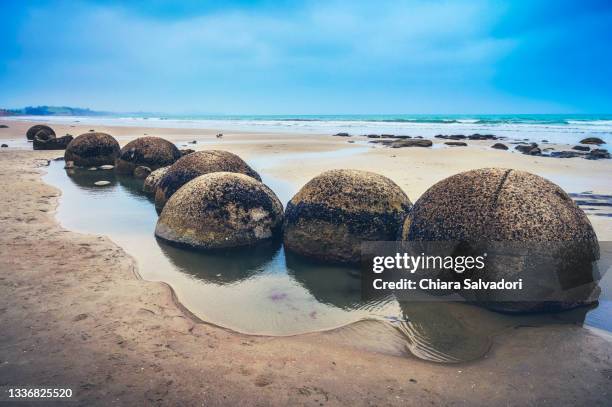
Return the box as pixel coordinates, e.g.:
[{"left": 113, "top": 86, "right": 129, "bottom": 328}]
[{"left": 401, "top": 168, "right": 600, "bottom": 313}]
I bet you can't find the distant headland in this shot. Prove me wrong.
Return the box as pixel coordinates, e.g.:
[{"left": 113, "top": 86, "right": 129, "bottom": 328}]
[{"left": 0, "top": 106, "right": 107, "bottom": 117}]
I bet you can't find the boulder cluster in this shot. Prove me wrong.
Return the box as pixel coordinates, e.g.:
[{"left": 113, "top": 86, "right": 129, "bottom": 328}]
[{"left": 50, "top": 127, "right": 602, "bottom": 314}]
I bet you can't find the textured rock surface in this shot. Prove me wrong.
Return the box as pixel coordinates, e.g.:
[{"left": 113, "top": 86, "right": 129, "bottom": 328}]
[
  {"left": 143, "top": 166, "right": 169, "bottom": 196},
  {"left": 155, "top": 172, "right": 283, "bottom": 250},
  {"left": 134, "top": 166, "right": 152, "bottom": 179},
  {"left": 115, "top": 136, "right": 181, "bottom": 175},
  {"left": 33, "top": 135, "right": 73, "bottom": 150},
  {"left": 64, "top": 132, "right": 120, "bottom": 167},
  {"left": 284, "top": 169, "right": 412, "bottom": 264},
  {"left": 401, "top": 168, "right": 600, "bottom": 312},
  {"left": 154, "top": 150, "right": 261, "bottom": 213},
  {"left": 26, "top": 125, "right": 55, "bottom": 141},
  {"left": 579, "top": 137, "right": 605, "bottom": 145}
]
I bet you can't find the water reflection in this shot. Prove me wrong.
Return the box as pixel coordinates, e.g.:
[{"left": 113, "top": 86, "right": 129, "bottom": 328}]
[
  {"left": 157, "top": 238, "right": 281, "bottom": 285},
  {"left": 43, "top": 160, "right": 610, "bottom": 364}
]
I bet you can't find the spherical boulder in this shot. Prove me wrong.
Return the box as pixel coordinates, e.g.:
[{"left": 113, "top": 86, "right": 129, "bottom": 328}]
[
  {"left": 155, "top": 172, "right": 284, "bottom": 250},
  {"left": 115, "top": 136, "right": 181, "bottom": 175},
  {"left": 64, "top": 132, "right": 120, "bottom": 167},
  {"left": 143, "top": 166, "right": 169, "bottom": 196},
  {"left": 154, "top": 150, "right": 261, "bottom": 214},
  {"left": 26, "top": 125, "right": 55, "bottom": 141},
  {"left": 401, "top": 168, "right": 600, "bottom": 312},
  {"left": 283, "top": 169, "right": 412, "bottom": 264}
]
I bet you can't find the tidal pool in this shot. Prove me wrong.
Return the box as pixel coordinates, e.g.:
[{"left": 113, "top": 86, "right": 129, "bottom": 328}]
[{"left": 43, "top": 159, "right": 612, "bottom": 364}]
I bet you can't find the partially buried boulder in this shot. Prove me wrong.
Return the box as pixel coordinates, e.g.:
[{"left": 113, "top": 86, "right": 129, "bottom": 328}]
[
  {"left": 154, "top": 150, "right": 261, "bottom": 214},
  {"left": 491, "top": 143, "right": 509, "bottom": 150},
  {"left": 579, "top": 137, "right": 605, "bottom": 145},
  {"left": 26, "top": 125, "right": 55, "bottom": 141},
  {"left": 143, "top": 166, "right": 169, "bottom": 196},
  {"left": 115, "top": 136, "right": 181, "bottom": 175},
  {"left": 64, "top": 132, "right": 120, "bottom": 167},
  {"left": 33, "top": 134, "right": 73, "bottom": 150},
  {"left": 284, "top": 169, "right": 412, "bottom": 264},
  {"left": 155, "top": 172, "right": 283, "bottom": 250},
  {"left": 401, "top": 168, "right": 600, "bottom": 313},
  {"left": 390, "top": 139, "right": 432, "bottom": 148}
]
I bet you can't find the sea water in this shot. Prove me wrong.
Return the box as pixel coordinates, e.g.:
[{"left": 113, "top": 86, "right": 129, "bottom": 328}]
[{"left": 8, "top": 114, "right": 612, "bottom": 145}]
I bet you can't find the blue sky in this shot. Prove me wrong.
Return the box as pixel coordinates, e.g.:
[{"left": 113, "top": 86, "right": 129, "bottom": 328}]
[{"left": 1, "top": 0, "right": 611, "bottom": 114}]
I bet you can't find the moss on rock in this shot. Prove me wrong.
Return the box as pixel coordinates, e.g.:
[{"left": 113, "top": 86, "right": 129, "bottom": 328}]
[
  {"left": 284, "top": 169, "right": 412, "bottom": 264},
  {"left": 155, "top": 172, "right": 283, "bottom": 250},
  {"left": 154, "top": 150, "right": 261, "bottom": 213}
]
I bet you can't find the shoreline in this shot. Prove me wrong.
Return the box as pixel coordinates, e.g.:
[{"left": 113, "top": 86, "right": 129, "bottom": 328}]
[{"left": 1, "top": 121, "right": 612, "bottom": 404}]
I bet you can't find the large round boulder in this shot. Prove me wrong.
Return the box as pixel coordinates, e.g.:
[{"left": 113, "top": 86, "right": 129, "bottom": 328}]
[
  {"left": 401, "top": 168, "right": 600, "bottom": 313},
  {"left": 64, "top": 132, "right": 120, "bottom": 167},
  {"left": 143, "top": 166, "right": 170, "bottom": 196},
  {"left": 26, "top": 125, "right": 55, "bottom": 141},
  {"left": 115, "top": 136, "right": 181, "bottom": 175},
  {"left": 154, "top": 150, "right": 261, "bottom": 214},
  {"left": 284, "top": 169, "right": 412, "bottom": 264},
  {"left": 155, "top": 172, "right": 284, "bottom": 250}
]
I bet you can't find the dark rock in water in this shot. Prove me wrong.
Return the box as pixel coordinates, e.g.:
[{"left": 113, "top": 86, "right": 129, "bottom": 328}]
[
  {"left": 284, "top": 169, "right": 412, "bottom": 264},
  {"left": 401, "top": 168, "right": 599, "bottom": 313},
  {"left": 143, "top": 166, "right": 170, "bottom": 196},
  {"left": 333, "top": 132, "right": 350, "bottom": 137},
  {"left": 1, "top": 143, "right": 7, "bottom": 148},
  {"left": 33, "top": 134, "right": 73, "bottom": 150},
  {"left": 541, "top": 139, "right": 549, "bottom": 143},
  {"left": 64, "top": 132, "right": 120, "bottom": 167},
  {"left": 586, "top": 149, "right": 610, "bottom": 160},
  {"left": 572, "top": 145, "right": 590, "bottom": 151},
  {"left": 134, "top": 165, "right": 152, "bottom": 179},
  {"left": 155, "top": 172, "right": 284, "bottom": 249},
  {"left": 216, "top": 133, "right": 223, "bottom": 138},
  {"left": 468, "top": 133, "right": 497, "bottom": 140},
  {"left": 550, "top": 151, "right": 583, "bottom": 159},
  {"left": 414, "top": 136, "right": 423, "bottom": 139},
  {"left": 444, "top": 141, "right": 467, "bottom": 147},
  {"left": 180, "top": 148, "right": 195, "bottom": 156},
  {"left": 436, "top": 134, "right": 466, "bottom": 140},
  {"left": 115, "top": 136, "right": 181, "bottom": 175},
  {"left": 392, "top": 135, "right": 411, "bottom": 139},
  {"left": 390, "top": 139, "right": 432, "bottom": 148},
  {"left": 491, "top": 143, "right": 509, "bottom": 150},
  {"left": 381, "top": 134, "right": 394, "bottom": 138},
  {"left": 515, "top": 143, "right": 541, "bottom": 155},
  {"left": 579, "top": 137, "right": 605, "bottom": 145},
  {"left": 155, "top": 150, "right": 261, "bottom": 214},
  {"left": 189, "top": 140, "right": 197, "bottom": 144},
  {"left": 367, "top": 135, "right": 381, "bottom": 139},
  {"left": 0, "top": 124, "right": 8, "bottom": 128},
  {"left": 26, "top": 125, "right": 55, "bottom": 141}
]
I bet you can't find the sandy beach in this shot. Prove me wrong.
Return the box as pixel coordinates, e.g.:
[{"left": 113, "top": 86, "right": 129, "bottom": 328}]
[{"left": 0, "top": 119, "right": 611, "bottom": 405}]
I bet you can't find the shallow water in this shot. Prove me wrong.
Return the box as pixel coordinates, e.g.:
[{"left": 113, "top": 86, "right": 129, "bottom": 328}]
[{"left": 43, "top": 159, "right": 612, "bottom": 363}]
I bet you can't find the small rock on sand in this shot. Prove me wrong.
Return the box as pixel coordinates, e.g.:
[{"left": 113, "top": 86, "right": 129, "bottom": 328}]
[
  {"left": 491, "top": 143, "right": 508, "bottom": 150},
  {"left": 572, "top": 145, "right": 590, "bottom": 151},
  {"left": 391, "top": 139, "right": 432, "bottom": 148},
  {"left": 333, "top": 132, "right": 350, "bottom": 137},
  {"left": 444, "top": 141, "right": 467, "bottom": 147},
  {"left": 1, "top": 144, "right": 7, "bottom": 148},
  {"left": 94, "top": 181, "right": 111, "bottom": 186}
]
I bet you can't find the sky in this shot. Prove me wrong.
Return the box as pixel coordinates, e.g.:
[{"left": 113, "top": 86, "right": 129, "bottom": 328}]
[{"left": 1, "top": 0, "right": 611, "bottom": 115}]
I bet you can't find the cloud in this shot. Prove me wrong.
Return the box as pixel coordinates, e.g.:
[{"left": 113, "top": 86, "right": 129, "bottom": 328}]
[{"left": 0, "top": 0, "right": 608, "bottom": 113}]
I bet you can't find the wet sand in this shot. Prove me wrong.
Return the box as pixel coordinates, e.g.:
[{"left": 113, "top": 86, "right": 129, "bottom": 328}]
[{"left": 1, "top": 119, "right": 611, "bottom": 405}]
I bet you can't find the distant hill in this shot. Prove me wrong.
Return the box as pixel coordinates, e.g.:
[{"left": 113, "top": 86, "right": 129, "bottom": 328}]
[{"left": 0, "top": 106, "right": 108, "bottom": 116}]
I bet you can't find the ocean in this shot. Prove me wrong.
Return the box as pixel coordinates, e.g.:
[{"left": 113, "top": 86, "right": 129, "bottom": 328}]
[{"left": 5, "top": 114, "right": 612, "bottom": 145}]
